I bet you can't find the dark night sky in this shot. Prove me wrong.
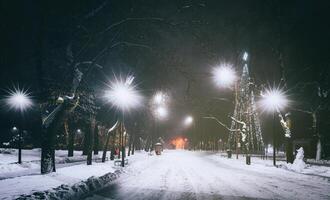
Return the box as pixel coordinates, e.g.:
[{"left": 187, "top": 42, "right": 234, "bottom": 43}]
[{"left": 0, "top": 1, "right": 329, "bottom": 148}]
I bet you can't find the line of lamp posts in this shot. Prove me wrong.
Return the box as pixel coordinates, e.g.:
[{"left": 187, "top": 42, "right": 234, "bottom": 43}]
[{"left": 5, "top": 52, "right": 287, "bottom": 167}]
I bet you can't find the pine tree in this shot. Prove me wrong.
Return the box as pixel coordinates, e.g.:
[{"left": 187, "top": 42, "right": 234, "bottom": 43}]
[{"left": 229, "top": 53, "right": 264, "bottom": 154}]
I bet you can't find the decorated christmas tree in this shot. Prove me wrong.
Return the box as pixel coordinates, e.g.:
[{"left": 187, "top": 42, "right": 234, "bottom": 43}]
[{"left": 229, "top": 52, "right": 264, "bottom": 154}]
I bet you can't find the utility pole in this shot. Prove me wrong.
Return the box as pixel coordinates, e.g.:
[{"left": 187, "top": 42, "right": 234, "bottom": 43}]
[
  {"left": 273, "top": 113, "right": 276, "bottom": 166},
  {"left": 121, "top": 121, "right": 125, "bottom": 167}
]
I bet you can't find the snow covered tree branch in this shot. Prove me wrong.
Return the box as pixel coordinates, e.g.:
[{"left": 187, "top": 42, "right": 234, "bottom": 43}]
[{"left": 203, "top": 116, "right": 241, "bottom": 132}]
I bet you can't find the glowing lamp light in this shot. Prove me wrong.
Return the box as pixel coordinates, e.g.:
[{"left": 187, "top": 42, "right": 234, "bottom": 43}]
[
  {"left": 153, "top": 92, "right": 165, "bottom": 105},
  {"left": 259, "top": 88, "right": 288, "bottom": 113},
  {"left": 184, "top": 115, "right": 193, "bottom": 126},
  {"left": 155, "top": 106, "right": 168, "bottom": 120},
  {"left": 212, "top": 64, "right": 236, "bottom": 88},
  {"left": 5, "top": 87, "right": 33, "bottom": 113},
  {"left": 104, "top": 75, "right": 143, "bottom": 112}
]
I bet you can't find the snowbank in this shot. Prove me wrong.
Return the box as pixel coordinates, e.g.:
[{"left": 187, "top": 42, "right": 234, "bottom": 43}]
[
  {"left": 0, "top": 149, "right": 107, "bottom": 180},
  {"left": 16, "top": 170, "right": 121, "bottom": 200},
  {"left": 306, "top": 159, "right": 330, "bottom": 166},
  {"left": 0, "top": 160, "right": 117, "bottom": 199},
  {"left": 210, "top": 150, "right": 330, "bottom": 178}
]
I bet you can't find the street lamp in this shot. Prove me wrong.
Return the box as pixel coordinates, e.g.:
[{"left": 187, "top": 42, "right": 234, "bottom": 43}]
[
  {"left": 184, "top": 115, "right": 193, "bottom": 126},
  {"left": 183, "top": 115, "right": 194, "bottom": 150},
  {"left": 153, "top": 91, "right": 167, "bottom": 105},
  {"left": 259, "top": 87, "right": 288, "bottom": 166},
  {"left": 259, "top": 88, "right": 288, "bottom": 113},
  {"left": 104, "top": 75, "right": 143, "bottom": 112},
  {"left": 5, "top": 87, "right": 33, "bottom": 113},
  {"left": 4, "top": 86, "right": 33, "bottom": 164},
  {"left": 212, "top": 63, "right": 236, "bottom": 88},
  {"left": 212, "top": 63, "right": 239, "bottom": 158},
  {"left": 150, "top": 91, "right": 169, "bottom": 152},
  {"left": 155, "top": 106, "right": 168, "bottom": 120},
  {"left": 104, "top": 75, "right": 143, "bottom": 167}
]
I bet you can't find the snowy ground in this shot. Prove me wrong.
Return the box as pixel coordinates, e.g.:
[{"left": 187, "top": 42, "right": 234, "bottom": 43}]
[
  {"left": 86, "top": 150, "right": 330, "bottom": 200},
  {"left": 0, "top": 148, "right": 102, "bottom": 180},
  {"left": 0, "top": 149, "right": 118, "bottom": 200}
]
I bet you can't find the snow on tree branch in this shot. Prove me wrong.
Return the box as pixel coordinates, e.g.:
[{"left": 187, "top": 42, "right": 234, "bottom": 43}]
[
  {"left": 230, "top": 116, "right": 247, "bottom": 142},
  {"left": 277, "top": 111, "right": 291, "bottom": 138},
  {"left": 203, "top": 116, "right": 241, "bottom": 132}
]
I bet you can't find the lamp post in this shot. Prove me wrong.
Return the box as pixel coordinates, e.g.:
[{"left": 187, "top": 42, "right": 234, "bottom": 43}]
[
  {"left": 104, "top": 75, "right": 143, "bottom": 167},
  {"left": 184, "top": 115, "right": 193, "bottom": 127},
  {"left": 259, "top": 88, "right": 288, "bottom": 166},
  {"left": 183, "top": 115, "right": 194, "bottom": 150},
  {"left": 151, "top": 91, "right": 168, "bottom": 151},
  {"left": 4, "top": 87, "right": 33, "bottom": 164},
  {"left": 212, "top": 62, "right": 238, "bottom": 157},
  {"left": 11, "top": 126, "right": 22, "bottom": 163}
]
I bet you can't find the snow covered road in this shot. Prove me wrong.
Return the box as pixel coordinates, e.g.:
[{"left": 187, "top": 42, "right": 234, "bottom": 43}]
[{"left": 86, "top": 150, "right": 330, "bottom": 200}]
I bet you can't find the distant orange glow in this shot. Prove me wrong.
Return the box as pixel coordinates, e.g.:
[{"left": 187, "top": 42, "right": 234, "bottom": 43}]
[{"left": 171, "top": 137, "right": 187, "bottom": 149}]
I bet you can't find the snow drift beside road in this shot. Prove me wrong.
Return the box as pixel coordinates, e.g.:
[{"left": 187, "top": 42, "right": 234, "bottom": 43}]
[
  {"left": 0, "top": 158, "right": 117, "bottom": 199},
  {"left": 16, "top": 170, "right": 121, "bottom": 200}
]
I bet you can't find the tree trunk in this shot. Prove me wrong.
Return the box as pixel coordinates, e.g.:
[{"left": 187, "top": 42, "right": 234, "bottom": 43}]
[
  {"left": 121, "top": 122, "right": 125, "bottom": 167},
  {"left": 82, "top": 127, "right": 89, "bottom": 156},
  {"left": 128, "top": 134, "right": 132, "bottom": 156},
  {"left": 110, "top": 130, "right": 116, "bottom": 160},
  {"left": 67, "top": 120, "right": 75, "bottom": 157},
  {"left": 110, "top": 145, "right": 115, "bottom": 160},
  {"left": 110, "top": 127, "right": 120, "bottom": 160},
  {"left": 41, "top": 103, "right": 70, "bottom": 174},
  {"left": 312, "top": 113, "right": 322, "bottom": 160},
  {"left": 286, "top": 137, "right": 294, "bottom": 163},
  {"left": 41, "top": 127, "right": 55, "bottom": 173},
  {"left": 93, "top": 125, "right": 99, "bottom": 155},
  {"left": 102, "top": 130, "right": 111, "bottom": 162},
  {"left": 68, "top": 134, "right": 75, "bottom": 157},
  {"left": 87, "top": 117, "right": 96, "bottom": 165},
  {"left": 63, "top": 119, "right": 69, "bottom": 147},
  {"left": 316, "top": 139, "right": 322, "bottom": 160},
  {"left": 36, "top": 1, "right": 54, "bottom": 175},
  {"left": 145, "top": 136, "right": 150, "bottom": 152},
  {"left": 131, "top": 135, "right": 135, "bottom": 155}
]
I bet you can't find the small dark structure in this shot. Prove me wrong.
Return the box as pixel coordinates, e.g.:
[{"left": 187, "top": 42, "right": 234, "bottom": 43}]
[{"left": 154, "top": 143, "right": 163, "bottom": 155}]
